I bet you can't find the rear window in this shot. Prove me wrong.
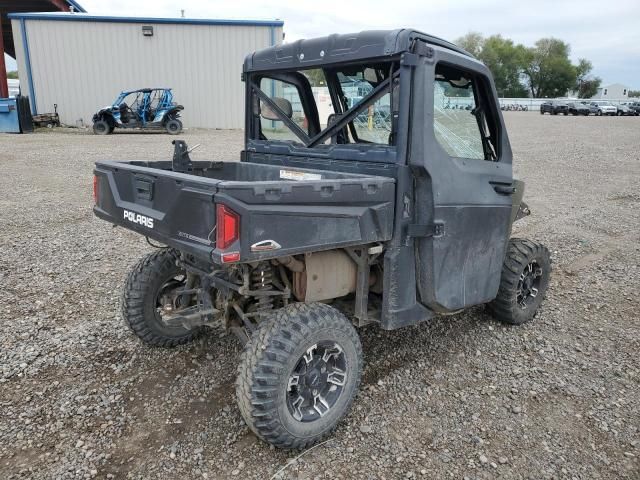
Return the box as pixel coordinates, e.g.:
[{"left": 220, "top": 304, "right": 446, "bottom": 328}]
[{"left": 250, "top": 61, "right": 399, "bottom": 148}]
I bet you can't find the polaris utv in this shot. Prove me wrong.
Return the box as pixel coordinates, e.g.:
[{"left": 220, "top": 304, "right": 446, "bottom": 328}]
[
  {"left": 92, "top": 88, "right": 184, "bottom": 135},
  {"left": 93, "top": 29, "right": 551, "bottom": 449}
]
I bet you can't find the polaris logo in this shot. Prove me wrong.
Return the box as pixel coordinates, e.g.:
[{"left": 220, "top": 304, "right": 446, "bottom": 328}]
[{"left": 123, "top": 209, "right": 154, "bottom": 229}]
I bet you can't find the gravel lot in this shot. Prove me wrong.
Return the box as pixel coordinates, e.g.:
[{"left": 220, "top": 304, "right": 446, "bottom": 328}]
[{"left": 1, "top": 114, "right": 639, "bottom": 479}]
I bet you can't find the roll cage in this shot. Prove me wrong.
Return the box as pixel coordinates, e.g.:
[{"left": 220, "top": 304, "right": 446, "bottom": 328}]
[{"left": 112, "top": 88, "right": 176, "bottom": 124}]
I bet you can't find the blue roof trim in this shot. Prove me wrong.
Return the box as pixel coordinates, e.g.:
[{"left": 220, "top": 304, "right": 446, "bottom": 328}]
[
  {"left": 6, "top": 12, "right": 283, "bottom": 27},
  {"left": 19, "top": 19, "right": 37, "bottom": 115}
]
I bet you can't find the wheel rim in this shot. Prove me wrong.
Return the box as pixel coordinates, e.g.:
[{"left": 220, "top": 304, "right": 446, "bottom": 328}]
[
  {"left": 286, "top": 342, "right": 347, "bottom": 422},
  {"left": 517, "top": 261, "right": 543, "bottom": 309},
  {"left": 155, "top": 273, "right": 189, "bottom": 323},
  {"left": 95, "top": 122, "right": 107, "bottom": 133},
  {"left": 168, "top": 121, "right": 179, "bottom": 132}
]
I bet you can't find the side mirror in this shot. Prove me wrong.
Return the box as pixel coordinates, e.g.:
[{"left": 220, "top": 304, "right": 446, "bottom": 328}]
[{"left": 261, "top": 97, "right": 293, "bottom": 121}]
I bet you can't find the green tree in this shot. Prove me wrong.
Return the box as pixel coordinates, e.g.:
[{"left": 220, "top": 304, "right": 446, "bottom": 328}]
[
  {"left": 455, "top": 33, "right": 599, "bottom": 99},
  {"left": 573, "top": 59, "right": 601, "bottom": 98},
  {"left": 302, "top": 69, "right": 326, "bottom": 87},
  {"left": 455, "top": 33, "right": 529, "bottom": 97},
  {"left": 479, "top": 35, "right": 529, "bottom": 97},
  {"left": 577, "top": 78, "right": 601, "bottom": 98},
  {"left": 522, "top": 38, "right": 577, "bottom": 98},
  {"left": 7, "top": 70, "right": 18, "bottom": 79},
  {"left": 455, "top": 32, "right": 484, "bottom": 57},
  {"left": 627, "top": 89, "right": 640, "bottom": 98}
]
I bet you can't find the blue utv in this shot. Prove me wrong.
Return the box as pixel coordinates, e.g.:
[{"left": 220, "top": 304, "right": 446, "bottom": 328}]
[{"left": 92, "top": 88, "right": 184, "bottom": 135}]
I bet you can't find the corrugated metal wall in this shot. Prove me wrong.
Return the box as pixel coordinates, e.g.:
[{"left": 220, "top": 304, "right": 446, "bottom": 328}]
[{"left": 11, "top": 19, "right": 282, "bottom": 128}]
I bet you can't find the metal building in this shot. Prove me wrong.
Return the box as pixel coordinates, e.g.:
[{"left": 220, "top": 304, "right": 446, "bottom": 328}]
[
  {"left": 8, "top": 13, "right": 283, "bottom": 128},
  {"left": 1, "top": 0, "right": 86, "bottom": 99}
]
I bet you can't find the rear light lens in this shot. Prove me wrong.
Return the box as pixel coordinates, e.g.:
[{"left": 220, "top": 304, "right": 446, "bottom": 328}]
[
  {"left": 93, "top": 175, "right": 98, "bottom": 204},
  {"left": 216, "top": 204, "right": 240, "bottom": 250},
  {"left": 221, "top": 252, "right": 241, "bottom": 263}
]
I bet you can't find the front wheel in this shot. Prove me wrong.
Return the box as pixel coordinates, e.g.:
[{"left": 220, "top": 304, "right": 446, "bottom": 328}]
[
  {"left": 236, "top": 303, "right": 363, "bottom": 449},
  {"left": 488, "top": 239, "right": 551, "bottom": 325},
  {"left": 165, "top": 118, "right": 183, "bottom": 135},
  {"left": 93, "top": 120, "right": 111, "bottom": 135}
]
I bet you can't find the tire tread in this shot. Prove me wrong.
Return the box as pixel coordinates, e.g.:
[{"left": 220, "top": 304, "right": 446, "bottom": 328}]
[{"left": 236, "top": 303, "right": 362, "bottom": 449}]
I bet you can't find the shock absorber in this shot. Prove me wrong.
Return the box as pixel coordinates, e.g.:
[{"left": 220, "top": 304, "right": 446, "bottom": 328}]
[{"left": 251, "top": 262, "right": 274, "bottom": 313}]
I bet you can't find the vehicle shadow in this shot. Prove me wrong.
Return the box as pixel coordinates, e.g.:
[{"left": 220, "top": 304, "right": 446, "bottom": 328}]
[{"left": 358, "top": 305, "right": 497, "bottom": 386}]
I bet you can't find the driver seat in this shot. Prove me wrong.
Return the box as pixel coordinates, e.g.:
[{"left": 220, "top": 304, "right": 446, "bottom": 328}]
[
  {"left": 119, "top": 102, "right": 130, "bottom": 123},
  {"left": 327, "top": 114, "right": 348, "bottom": 144}
]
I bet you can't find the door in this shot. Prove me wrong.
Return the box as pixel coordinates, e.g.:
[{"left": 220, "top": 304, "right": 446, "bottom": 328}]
[{"left": 411, "top": 43, "right": 514, "bottom": 311}]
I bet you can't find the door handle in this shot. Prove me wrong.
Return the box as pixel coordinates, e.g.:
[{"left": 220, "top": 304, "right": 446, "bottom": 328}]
[{"left": 493, "top": 184, "right": 516, "bottom": 195}]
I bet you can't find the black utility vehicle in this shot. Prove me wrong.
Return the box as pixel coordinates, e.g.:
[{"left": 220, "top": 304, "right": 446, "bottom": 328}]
[
  {"left": 540, "top": 100, "right": 568, "bottom": 115},
  {"left": 567, "top": 102, "right": 590, "bottom": 115},
  {"left": 93, "top": 29, "right": 551, "bottom": 449}
]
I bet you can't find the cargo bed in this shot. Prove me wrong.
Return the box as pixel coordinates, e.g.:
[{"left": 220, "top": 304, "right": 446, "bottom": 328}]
[{"left": 93, "top": 160, "right": 396, "bottom": 263}]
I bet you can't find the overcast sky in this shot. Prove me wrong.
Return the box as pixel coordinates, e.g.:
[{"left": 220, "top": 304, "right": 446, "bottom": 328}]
[{"left": 5, "top": 0, "right": 639, "bottom": 88}]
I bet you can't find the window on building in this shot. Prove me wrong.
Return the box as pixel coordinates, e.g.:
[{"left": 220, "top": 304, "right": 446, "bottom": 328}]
[{"left": 604, "top": 89, "right": 608, "bottom": 96}]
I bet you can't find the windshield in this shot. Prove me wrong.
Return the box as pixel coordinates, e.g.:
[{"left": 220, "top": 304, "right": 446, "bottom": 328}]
[{"left": 251, "top": 61, "right": 398, "bottom": 148}]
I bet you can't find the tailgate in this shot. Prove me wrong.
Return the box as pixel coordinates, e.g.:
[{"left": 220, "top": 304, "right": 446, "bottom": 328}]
[
  {"left": 213, "top": 173, "right": 396, "bottom": 264},
  {"left": 93, "top": 161, "right": 219, "bottom": 259}
]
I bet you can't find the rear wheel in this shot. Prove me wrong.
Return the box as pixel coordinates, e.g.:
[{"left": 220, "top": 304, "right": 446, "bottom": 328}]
[
  {"left": 236, "top": 303, "right": 363, "bottom": 449},
  {"left": 488, "top": 239, "right": 551, "bottom": 325},
  {"left": 93, "top": 119, "right": 110, "bottom": 135},
  {"left": 122, "top": 249, "right": 205, "bottom": 347},
  {"left": 165, "top": 118, "right": 183, "bottom": 135}
]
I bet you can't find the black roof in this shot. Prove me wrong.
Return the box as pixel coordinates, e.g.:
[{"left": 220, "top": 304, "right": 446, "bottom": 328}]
[{"left": 244, "top": 29, "right": 473, "bottom": 72}]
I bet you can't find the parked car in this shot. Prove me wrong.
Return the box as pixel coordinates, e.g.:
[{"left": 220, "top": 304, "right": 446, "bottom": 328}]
[
  {"left": 567, "top": 102, "right": 590, "bottom": 115},
  {"left": 627, "top": 102, "right": 640, "bottom": 114},
  {"left": 92, "top": 28, "right": 550, "bottom": 449},
  {"left": 581, "top": 101, "right": 598, "bottom": 115},
  {"left": 619, "top": 103, "right": 639, "bottom": 116},
  {"left": 590, "top": 101, "right": 617, "bottom": 116},
  {"left": 540, "top": 100, "right": 569, "bottom": 115}
]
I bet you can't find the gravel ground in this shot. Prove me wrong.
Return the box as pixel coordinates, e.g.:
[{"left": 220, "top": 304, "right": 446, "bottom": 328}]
[{"left": 1, "top": 114, "right": 639, "bottom": 479}]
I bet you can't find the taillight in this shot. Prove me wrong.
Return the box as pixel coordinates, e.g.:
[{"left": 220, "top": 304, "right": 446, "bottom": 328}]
[
  {"left": 221, "top": 252, "right": 241, "bottom": 263},
  {"left": 93, "top": 175, "right": 98, "bottom": 204},
  {"left": 216, "top": 204, "right": 240, "bottom": 250}
]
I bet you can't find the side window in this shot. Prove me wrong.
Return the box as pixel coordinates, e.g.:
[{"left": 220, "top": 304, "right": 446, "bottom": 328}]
[
  {"left": 259, "top": 78, "right": 307, "bottom": 143},
  {"left": 433, "top": 64, "right": 496, "bottom": 161}
]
